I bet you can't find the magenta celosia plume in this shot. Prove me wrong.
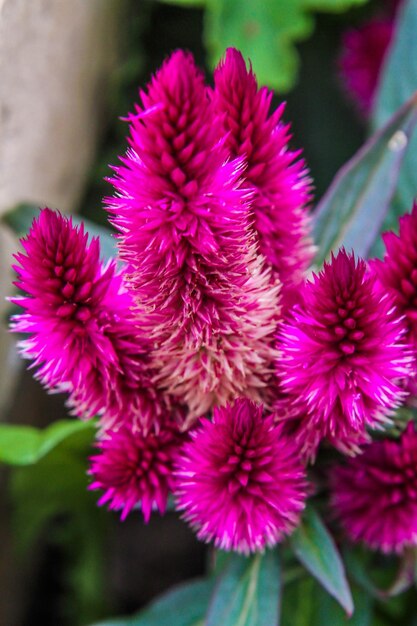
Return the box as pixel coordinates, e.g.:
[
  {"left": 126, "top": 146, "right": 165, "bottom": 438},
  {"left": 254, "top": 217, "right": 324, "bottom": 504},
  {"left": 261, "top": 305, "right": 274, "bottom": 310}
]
[
  {"left": 212, "top": 48, "right": 314, "bottom": 298},
  {"left": 371, "top": 203, "right": 417, "bottom": 351},
  {"left": 331, "top": 422, "right": 417, "bottom": 554},
  {"left": 11, "top": 208, "right": 165, "bottom": 430},
  {"left": 338, "top": 18, "right": 394, "bottom": 117},
  {"left": 107, "top": 50, "right": 280, "bottom": 420},
  {"left": 175, "top": 398, "right": 307, "bottom": 554},
  {"left": 89, "top": 423, "right": 184, "bottom": 522},
  {"left": 277, "top": 249, "right": 411, "bottom": 458}
]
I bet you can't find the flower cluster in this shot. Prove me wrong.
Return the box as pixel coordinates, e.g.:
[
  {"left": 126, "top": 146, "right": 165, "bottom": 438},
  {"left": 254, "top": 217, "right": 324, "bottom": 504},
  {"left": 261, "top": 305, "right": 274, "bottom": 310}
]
[{"left": 10, "top": 48, "right": 417, "bottom": 556}]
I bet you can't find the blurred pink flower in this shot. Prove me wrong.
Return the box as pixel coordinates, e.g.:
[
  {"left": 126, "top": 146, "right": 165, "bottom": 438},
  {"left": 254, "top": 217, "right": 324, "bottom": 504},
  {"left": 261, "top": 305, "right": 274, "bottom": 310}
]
[
  {"left": 338, "top": 18, "right": 394, "bottom": 117},
  {"left": 89, "top": 423, "right": 184, "bottom": 522},
  {"left": 107, "top": 50, "right": 280, "bottom": 420},
  {"left": 11, "top": 208, "right": 163, "bottom": 431},
  {"left": 331, "top": 422, "right": 417, "bottom": 554},
  {"left": 277, "top": 249, "right": 411, "bottom": 458},
  {"left": 175, "top": 398, "right": 307, "bottom": 554},
  {"left": 371, "top": 203, "right": 417, "bottom": 351},
  {"left": 212, "top": 48, "right": 314, "bottom": 302}
]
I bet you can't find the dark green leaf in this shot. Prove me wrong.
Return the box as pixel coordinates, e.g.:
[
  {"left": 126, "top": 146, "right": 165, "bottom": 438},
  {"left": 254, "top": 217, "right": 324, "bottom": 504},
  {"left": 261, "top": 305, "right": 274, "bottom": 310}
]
[
  {"left": 133, "top": 578, "right": 212, "bottom": 626},
  {"left": 2, "top": 203, "right": 117, "bottom": 261},
  {"left": 11, "top": 438, "right": 96, "bottom": 554},
  {"left": 313, "top": 92, "right": 417, "bottom": 265},
  {"left": 0, "top": 419, "right": 95, "bottom": 466},
  {"left": 281, "top": 577, "right": 315, "bottom": 626},
  {"left": 90, "top": 623, "right": 129, "bottom": 626},
  {"left": 158, "top": 0, "right": 205, "bottom": 5},
  {"left": 290, "top": 506, "right": 353, "bottom": 615},
  {"left": 345, "top": 545, "right": 417, "bottom": 600},
  {"left": 282, "top": 577, "right": 373, "bottom": 626},
  {"left": 205, "top": 550, "right": 281, "bottom": 626},
  {"left": 210, "top": 549, "right": 231, "bottom": 576},
  {"left": 91, "top": 578, "right": 214, "bottom": 626},
  {"left": 313, "top": 582, "right": 372, "bottom": 626},
  {"left": 204, "top": 0, "right": 369, "bottom": 92},
  {"left": 372, "top": 0, "right": 417, "bottom": 216},
  {"left": 343, "top": 548, "right": 384, "bottom": 600},
  {"left": 10, "top": 422, "right": 108, "bottom": 625}
]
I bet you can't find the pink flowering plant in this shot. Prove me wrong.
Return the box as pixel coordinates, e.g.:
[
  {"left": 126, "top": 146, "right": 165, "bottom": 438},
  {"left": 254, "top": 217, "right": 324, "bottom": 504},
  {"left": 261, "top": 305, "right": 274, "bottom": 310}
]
[{"left": 3, "top": 1, "right": 417, "bottom": 623}]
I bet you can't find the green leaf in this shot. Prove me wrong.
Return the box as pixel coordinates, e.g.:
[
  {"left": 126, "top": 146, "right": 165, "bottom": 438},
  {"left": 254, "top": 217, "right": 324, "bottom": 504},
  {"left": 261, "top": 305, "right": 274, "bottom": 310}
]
[
  {"left": 290, "top": 506, "right": 353, "bottom": 616},
  {"left": 209, "top": 549, "right": 231, "bottom": 576},
  {"left": 0, "top": 425, "right": 41, "bottom": 465},
  {"left": 204, "top": 0, "right": 369, "bottom": 92},
  {"left": 205, "top": 550, "right": 281, "bottom": 626},
  {"left": 91, "top": 578, "right": 214, "bottom": 626},
  {"left": 2, "top": 203, "right": 117, "bottom": 261},
  {"left": 281, "top": 577, "right": 315, "bottom": 626},
  {"left": 313, "top": 583, "right": 372, "bottom": 626},
  {"left": 0, "top": 419, "right": 95, "bottom": 466},
  {"left": 281, "top": 577, "right": 373, "bottom": 626},
  {"left": 10, "top": 423, "right": 108, "bottom": 625},
  {"left": 343, "top": 548, "right": 384, "bottom": 600},
  {"left": 10, "top": 429, "right": 97, "bottom": 554},
  {"left": 313, "top": 92, "right": 417, "bottom": 265},
  {"left": 345, "top": 545, "right": 417, "bottom": 600},
  {"left": 372, "top": 0, "right": 417, "bottom": 217}
]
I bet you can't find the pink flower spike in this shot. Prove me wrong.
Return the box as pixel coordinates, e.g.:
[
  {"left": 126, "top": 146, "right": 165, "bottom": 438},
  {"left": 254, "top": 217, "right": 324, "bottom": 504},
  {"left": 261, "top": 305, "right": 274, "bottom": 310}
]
[
  {"left": 107, "top": 49, "right": 236, "bottom": 282},
  {"left": 89, "top": 423, "right": 184, "bottom": 522},
  {"left": 11, "top": 208, "right": 163, "bottom": 430},
  {"left": 212, "top": 48, "right": 314, "bottom": 297},
  {"left": 331, "top": 422, "right": 417, "bottom": 554},
  {"left": 175, "top": 398, "right": 307, "bottom": 554},
  {"left": 278, "top": 249, "right": 411, "bottom": 459},
  {"left": 107, "top": 50, "right": 281, "bottom": 419},
  {"left": 371, "top": 203, "right": 417, "bottom": 351}
]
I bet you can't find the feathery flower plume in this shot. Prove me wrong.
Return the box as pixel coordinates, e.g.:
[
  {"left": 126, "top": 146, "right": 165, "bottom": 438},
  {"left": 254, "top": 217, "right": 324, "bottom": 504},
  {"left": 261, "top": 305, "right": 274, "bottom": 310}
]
[
  {"left": 331, "top": 422, "right": 417, "bottom": 554},
  {"left": 371, "top": 203, "right": 417, "bottom": 351},
  {"left": 11, "top": 208, "right": 162, "bottom": 430},
  {"left": 89, "top": 423, "right": 184, "bottom": 522},
  {"left": 212, "top": 48, "right": 314, "bottom": 295},
  {"left": 338, "top": 18, "right": 394, "bottom": 117},
  {"left": 107, "top": 51, "right": 280, "bottom": 420},
  {"left": 278, "top": 249, "right": 411, "bottom": 458},
  {"left": 175, "top": 398, "right": 307, "bottom": 554}
]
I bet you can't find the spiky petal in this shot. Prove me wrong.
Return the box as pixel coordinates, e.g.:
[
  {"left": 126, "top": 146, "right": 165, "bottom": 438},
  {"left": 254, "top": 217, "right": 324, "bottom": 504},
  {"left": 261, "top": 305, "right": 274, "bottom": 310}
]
[
  {"left": 107, "top": 51, "right": 280, "bottom": 420},
  {"left": 11, "top": 208, "right": 162, "bottom": 430},
  {"left": 89, "top": 423, "right": 184, "bottom": 522},
  {"left": 277, "top": 249, "right": 411, "bottom": 458},
  {"left": 371, "top": 203, "right": 417, "bottom": 351},
  {"left": 331, "top": 422, "right": 417, "bottom": 554},
  {"left": 212, "top": 48, "right": 314, "bottom": 296},
  {"left": 175, "top": 398, "right": 307, "bottom": 554}
]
